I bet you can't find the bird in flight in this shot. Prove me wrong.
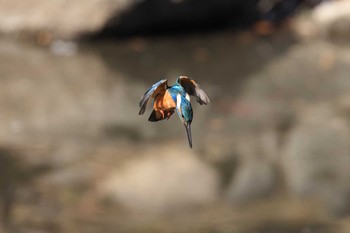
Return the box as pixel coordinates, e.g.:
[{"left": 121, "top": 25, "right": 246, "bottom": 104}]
[{"left": 139, "top": 76, "right": 210, "bottom": 148}]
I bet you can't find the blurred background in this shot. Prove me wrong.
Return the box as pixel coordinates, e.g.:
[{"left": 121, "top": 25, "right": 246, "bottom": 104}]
[{"left": 1, "top": 0, "right": 350, "bottom": 232}]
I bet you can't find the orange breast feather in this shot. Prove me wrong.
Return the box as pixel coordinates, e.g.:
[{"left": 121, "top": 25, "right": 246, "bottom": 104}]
[{"left": 154, "top": 91, "right": 176, "bottom": 110}]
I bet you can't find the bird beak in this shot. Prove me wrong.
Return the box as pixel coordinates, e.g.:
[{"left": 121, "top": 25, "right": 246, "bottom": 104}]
[{"left": 184, "top": 123, "right": 192, "bottom": 148}]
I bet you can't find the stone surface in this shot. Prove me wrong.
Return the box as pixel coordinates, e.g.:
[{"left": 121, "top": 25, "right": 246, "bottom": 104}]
[
  {"left": 0, "top": 0, "right": 132, "bottom": 39},
  {"left": 283, "top": 104, "right": 350, "bottom": 216},
  {"left": 98, "top": 145, "right": 219, "bottom": 213},
  {"left": 1, "top": 17, "right": 350, "bottom": 231},
  {"left": 202, "top": 39, "right": 350, "bottom": 214},
  {"left": 226, "top": 159, "right": 277, "bottom": 204},
  {"left": 293, "top": 0, "right": 350, "bottom": 41},
  {"left": 0, "top": 39, "right": 152, "bottom": 145}
]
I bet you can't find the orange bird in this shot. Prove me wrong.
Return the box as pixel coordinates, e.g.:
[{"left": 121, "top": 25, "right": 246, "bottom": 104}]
[{"left": 139, "top": 76, "right": 210, "bottom": 148}]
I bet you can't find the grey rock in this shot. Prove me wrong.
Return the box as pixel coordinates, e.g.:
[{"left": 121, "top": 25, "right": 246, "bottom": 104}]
[
  {"left": 0, "top": 0, "right": 132, "bottom": 39},
  {"left": 98, "top": 145, "right": 219, "bottom": 213},
  {"left": 283, "top": 104, "right": 350, "bottom": 216},
  {"left": 294, "top": 1, "right": 350, "bottom": 41},
  {"left": 0, "top": 39, "right": 150, "bottom": 145},
  {"left": 226, "top": 159, "right": 277, "bottom": 204}
]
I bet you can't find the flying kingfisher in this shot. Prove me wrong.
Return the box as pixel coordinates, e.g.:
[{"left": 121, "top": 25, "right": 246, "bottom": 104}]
[{"left": 139, "top": 76, "right": 210, "bottom": 148}]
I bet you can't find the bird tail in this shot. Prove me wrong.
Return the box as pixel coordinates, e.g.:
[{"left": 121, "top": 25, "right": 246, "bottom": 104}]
[{"left": 184, "top": 123, "right": 192, "bottom": 148}]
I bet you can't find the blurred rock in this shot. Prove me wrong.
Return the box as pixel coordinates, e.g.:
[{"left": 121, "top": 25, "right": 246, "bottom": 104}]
[
  {"left": 283, "top": 104, "right": 350, "bottom": 216},
  {"left": 201, "top": 39, "right": 350, "bottom": 213},
  {"left": 0, "top": 0, "right": 132, "bottom": 39},
  {"left": 293, "top": 1, "right": 350, "bottom": 41},
  {"left": 2, "top": 14, "right": 350, "bottom": 231},
  {"left": 0, "top": 146, "right": 51, "bottom": 228},
  {"left": 98, "top": 145, "right": 219, "bottom": 213},
  {"left": 226, "top": 159, "right": 277, "bottom": 204},
  {"left": 0, "top": 39, "right": 152, "bottom": 145},
  {"left": 224, "top": 130, "right": 279, "bottom": 203},
  {"left": 50, "top": 40, "right": 78, "bottom": 56}
]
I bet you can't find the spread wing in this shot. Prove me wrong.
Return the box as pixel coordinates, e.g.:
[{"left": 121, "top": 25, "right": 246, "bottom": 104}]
[
  {"left": 139, "top": 79, "right": 168, "bottom": 115},
  {"left": 177, "top": 76, "right": 210, "bottom": 105}
]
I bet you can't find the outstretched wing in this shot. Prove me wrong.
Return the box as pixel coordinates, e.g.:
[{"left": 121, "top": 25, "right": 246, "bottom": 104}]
[
  {"left": 139, "top": 79, "right": 168, "bottom": 115},
  {"left": 177, "top": 76, "right": 210, "bottom": 105}
]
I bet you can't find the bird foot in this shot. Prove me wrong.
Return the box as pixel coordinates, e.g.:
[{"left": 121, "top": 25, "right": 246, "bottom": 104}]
[{"left": 166, "top": 111, "right": 172, "bottom": 120}]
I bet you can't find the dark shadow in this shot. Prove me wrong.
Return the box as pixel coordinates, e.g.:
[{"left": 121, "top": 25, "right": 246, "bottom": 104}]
[
  {"left": 97, "top": 0, "right": 259, "bottom": 38},
  {"left": 91, "top": 0, "right": 312, "bottom": 38}
]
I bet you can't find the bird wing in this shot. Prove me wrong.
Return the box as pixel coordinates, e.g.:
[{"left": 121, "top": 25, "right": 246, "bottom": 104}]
[
  {"left": 177, "top": 76, "right": 210, "bottom": 105},
  {"left": 139, "top": 79, "right": 168, "bottom": 115}
]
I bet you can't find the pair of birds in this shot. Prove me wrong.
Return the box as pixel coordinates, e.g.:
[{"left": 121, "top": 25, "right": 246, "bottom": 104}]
[{"left": 139, "top": 76, "right": 210, "bottom": 148}]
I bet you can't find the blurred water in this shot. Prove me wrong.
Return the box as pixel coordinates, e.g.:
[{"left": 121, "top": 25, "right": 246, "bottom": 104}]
[{"left": 0, "top": 30, "right": 349, "bottom": 232}]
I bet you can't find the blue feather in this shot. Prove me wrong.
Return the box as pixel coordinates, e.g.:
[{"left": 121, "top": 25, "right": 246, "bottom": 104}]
[
  {"left": 143, "top": 79, "right": 167, "bottom": 97},
  {"left": 174, "top": 93, "right": 192, "bottom": 124},
  {"left": 179, "top": 96, "right": 193, "bottom": 123},
  {"left": 168, "top": 84, "right": 185, "bottom": 103}
]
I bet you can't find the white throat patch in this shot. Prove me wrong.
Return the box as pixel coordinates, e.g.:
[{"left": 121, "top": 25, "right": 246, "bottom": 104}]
[{"left": 176, "top": 93, "right": 181, "bottom": 110}]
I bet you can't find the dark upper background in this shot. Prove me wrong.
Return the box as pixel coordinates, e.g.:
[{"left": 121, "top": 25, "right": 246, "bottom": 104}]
[{"left": 1, "top": 0, "right": 350, "bottom": 233}]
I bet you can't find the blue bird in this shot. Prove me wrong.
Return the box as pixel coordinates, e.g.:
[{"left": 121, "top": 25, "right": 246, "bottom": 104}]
[{"left": 139, "top": 76, "right": 210, "bottom": 148}]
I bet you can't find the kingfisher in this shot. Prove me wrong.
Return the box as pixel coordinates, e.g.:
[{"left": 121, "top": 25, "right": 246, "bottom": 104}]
[{"left": 139, "top": 76, "right": 210, "bottom": 148}]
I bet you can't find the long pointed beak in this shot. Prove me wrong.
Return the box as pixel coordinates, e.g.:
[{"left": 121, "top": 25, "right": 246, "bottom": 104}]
[{"left": 184, "top": 123, "right": 192, "bottom": 148}]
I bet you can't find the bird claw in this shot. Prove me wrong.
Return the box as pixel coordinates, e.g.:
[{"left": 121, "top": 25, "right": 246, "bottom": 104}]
[
  {"left": 160, "top": 110, "right": 165, "bottom": 119},
  {"left": 166, "top": 111, "right": 172, "bottom": 120}
]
